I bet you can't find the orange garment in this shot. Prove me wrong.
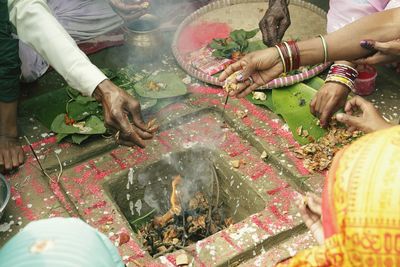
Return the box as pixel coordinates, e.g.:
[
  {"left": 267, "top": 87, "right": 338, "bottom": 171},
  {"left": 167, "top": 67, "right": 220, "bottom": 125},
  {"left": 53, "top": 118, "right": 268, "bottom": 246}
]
[{"left": 278, "top": 126, "right": 400, "bottom": 266}]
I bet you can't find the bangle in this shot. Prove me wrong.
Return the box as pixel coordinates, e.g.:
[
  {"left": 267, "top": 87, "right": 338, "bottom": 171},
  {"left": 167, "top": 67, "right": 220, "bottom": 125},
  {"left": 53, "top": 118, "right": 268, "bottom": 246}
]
[
  {"left": 325, "top": 75, "right": 355, "bottom": 92},
  {"left": 318, "top": 35, "right": 328, "bottom": 64},
  {"left": 283, "top": 42, "right": 293, "bottom": 72},
  {"left": 275, "top": 45, "right": 287, "bottom": 73},
  {"left": 288, "top": 40, "right": 301, "bottom": 69}
]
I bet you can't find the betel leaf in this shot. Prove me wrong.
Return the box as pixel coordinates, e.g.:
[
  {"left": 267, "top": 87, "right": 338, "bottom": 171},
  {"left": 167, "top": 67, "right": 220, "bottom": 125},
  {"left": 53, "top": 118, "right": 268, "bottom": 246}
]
[
  {"left": 56, "top": 133, "right": 70, "bottom": 143},
  {"left": 51, "top": 114, "right": 80, "bottom": 134},
  {"left": 272, "top": 83, "right": 327, "bottom": 145},
  {"left": 67, "top": 100, "right": 100, "bottom": 121},
  {"left": 83, "top": 115, "right": 106, "bottom": 135},
  {"left": 71, "top": 134, "right": 90, "bottom": 145},
  {"left": 134, "top": 72, "right": 187, "bottom": 99}
]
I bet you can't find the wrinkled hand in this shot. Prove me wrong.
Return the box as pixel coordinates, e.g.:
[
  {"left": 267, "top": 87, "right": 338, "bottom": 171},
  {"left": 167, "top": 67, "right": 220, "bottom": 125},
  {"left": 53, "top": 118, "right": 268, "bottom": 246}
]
[
  {"left": 297, "top": 193, "right": 324, "bottom": 245},
  {"left": 109, "top": 0, "right": 149, "bottom": 21},
  {"left": 335, "top": 96, "right": 392, "bottom": 133},
  {"left": 219, "top": 48, "right": 283, "bottom": 98},
  {"left": 93, "top": 80, "right": 158, "bottom": 147},
  {"left": 310, "top": 82, "right": 350, "bottom": 128},
  {"left": 259, "top": 0, "right": 290, "bottom": 46},
  {"left": 354, "top": 39, "right": 400, "bottom": 65}
]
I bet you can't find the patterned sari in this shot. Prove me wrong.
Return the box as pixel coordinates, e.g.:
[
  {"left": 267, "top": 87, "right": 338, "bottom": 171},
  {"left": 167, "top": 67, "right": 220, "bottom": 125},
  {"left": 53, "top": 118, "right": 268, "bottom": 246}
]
[{"left": 278, "top": 125, "right": 400, "bottom": 266}]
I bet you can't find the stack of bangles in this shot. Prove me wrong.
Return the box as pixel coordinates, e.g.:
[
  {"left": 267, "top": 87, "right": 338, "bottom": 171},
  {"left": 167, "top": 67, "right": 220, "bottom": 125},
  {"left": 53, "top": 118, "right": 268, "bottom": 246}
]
[
  {"left": 275, "top": 35, "right": 328, "bottom": 73},
  {"left": 325, "top": 63, "right": 359, "bottom": 92}
]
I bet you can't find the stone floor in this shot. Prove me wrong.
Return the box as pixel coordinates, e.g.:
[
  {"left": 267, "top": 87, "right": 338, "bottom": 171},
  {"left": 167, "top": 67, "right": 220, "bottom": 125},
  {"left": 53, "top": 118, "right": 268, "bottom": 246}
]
[{"left": 1, "top": 1, "right": 400, "bottom": 266}]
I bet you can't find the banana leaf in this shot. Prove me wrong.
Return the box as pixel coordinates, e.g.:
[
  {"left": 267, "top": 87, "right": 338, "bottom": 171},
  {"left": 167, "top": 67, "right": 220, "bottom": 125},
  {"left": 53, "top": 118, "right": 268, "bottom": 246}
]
[
  {"left": 272, "top": 83, "right": 327, "bottom": 144},
  {"left": 304, "top": 76, "right": 325, "bottom": 90},
  {"left": 134, "top": 72, "right": 187, "bottom": 99},
  {"left": 246, "top": 91, "right": 274, "bottom": 111}
]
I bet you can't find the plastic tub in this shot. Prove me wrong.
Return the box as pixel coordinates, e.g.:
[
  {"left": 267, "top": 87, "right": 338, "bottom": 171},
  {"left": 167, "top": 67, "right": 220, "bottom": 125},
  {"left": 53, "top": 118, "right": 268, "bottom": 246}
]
[{"left": 354, "top": 65, "right": 377, "bottom": 96}]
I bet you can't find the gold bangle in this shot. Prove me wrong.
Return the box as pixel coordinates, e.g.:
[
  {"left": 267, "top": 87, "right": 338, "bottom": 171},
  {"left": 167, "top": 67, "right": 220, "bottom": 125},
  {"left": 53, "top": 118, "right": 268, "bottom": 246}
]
[
  {"left": 275, "top": 45, "right": 287, "bottom": 73},
  {"left": 283, "top": 42, "right": 293, "bottom": 71},
  {"left": 318, "top": 35, "right": 328, "bottom": 64}
]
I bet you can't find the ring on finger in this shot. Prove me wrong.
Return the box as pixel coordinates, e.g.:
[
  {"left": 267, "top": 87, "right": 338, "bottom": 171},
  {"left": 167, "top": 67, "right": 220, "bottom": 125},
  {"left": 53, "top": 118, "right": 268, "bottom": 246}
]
[{"left": 248, "top": 76, "right": 254, "bottom": 85}]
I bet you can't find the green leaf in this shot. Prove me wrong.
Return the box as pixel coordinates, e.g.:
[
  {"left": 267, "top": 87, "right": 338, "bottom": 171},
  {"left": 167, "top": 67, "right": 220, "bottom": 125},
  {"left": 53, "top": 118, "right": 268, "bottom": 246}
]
[
  {"left": 230, "top": 29, "right": 247, "bottom": 44},
  {"left": 66, "top": 87, "right": 80, "bottom": 99},
  {"left": 101, "top": 68, "right": 117, "bottom": 80},
  {"left": 56, "top": 133, "right": 70, "bottom": 143},
  {"left": 83, "top": 116, "right": 106, "bottom": 135},
  {"left": 246, "top": 40, "right": 268, "bottom": 53},
  {"left": 139, "top": 97, "right": 157, "bottom": 111},
  {"left": 71, "top": 134, "right": 90, "bottom": 144},
  {"left": 245, "top": 28, "right": 260, "bottom": 39},
  {"left": 246, "top": 91, "right": 274, "bottom": 112},
  {"left": 304, "top": 76, "right": 325, "bottom": 90},
  {"left": 51, "top": 114, "right": 80, "bottom": 134},
  {"left": 272, "top": 83, "right": 327, "bottom": 145},
  {"left": 134, "top": 72, "right": 187, "bottom": 99},
  {"left": 75, "top": 95, "right": 96, "bottom": 104},
  {"left": 209, "top": 40, "right": 225, "bottom": 50},
  {"left": 212, "top": 50, "right": 227, "bottom": 59},
  {"left": 67, "top": 100, "right": 100, "bottom": 121}
]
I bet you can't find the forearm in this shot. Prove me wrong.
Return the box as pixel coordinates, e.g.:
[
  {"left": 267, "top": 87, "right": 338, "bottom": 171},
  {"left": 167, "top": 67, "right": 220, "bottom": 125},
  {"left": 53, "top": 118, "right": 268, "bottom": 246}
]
[
  {"left": 8, "top": 0, "right": 107, "bottom": 96},
  {"left": 298, "top": 8, "right": 400, "bottom": 65}
]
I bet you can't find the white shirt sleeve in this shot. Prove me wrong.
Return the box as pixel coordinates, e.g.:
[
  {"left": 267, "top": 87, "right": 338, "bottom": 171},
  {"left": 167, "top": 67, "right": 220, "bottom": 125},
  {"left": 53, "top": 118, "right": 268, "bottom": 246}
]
[{"left": 8, "top": 0, "right": 108, "bottom": 96}]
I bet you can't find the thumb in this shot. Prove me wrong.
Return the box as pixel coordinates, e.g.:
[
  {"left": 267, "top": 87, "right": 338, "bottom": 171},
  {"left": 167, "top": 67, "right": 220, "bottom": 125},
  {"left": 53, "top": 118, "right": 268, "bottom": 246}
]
[{"left": 336, "top": 113, "right": 363, "bottom": 128}]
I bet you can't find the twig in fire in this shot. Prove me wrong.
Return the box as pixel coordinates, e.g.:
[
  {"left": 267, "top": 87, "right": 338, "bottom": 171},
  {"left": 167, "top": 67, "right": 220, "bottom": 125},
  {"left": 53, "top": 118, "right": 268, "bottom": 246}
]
[{"left": 23, "top": 136, "right": 63, "bottom": 183}]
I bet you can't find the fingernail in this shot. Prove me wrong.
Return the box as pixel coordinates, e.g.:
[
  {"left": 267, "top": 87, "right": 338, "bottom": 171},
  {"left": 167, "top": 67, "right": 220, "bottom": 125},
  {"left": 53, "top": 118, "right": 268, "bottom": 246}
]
[
  {"left": 360, "top": 40, "right": 375, "bottom": 50},
  {"left": 236, "top": 72, "right": 244, "bottom": 81}
]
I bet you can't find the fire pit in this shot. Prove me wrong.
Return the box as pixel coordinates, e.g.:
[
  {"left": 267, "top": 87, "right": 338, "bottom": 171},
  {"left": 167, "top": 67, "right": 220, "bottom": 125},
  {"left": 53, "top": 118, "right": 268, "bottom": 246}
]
[{"left": 106, "top": 148, "right": 265, "bottom": 257}]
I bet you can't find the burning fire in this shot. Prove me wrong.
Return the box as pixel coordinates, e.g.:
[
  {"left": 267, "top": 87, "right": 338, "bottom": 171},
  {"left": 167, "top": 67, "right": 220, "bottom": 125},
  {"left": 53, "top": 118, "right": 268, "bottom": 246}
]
[{"left": 154, "top": 175, "right": 182, "bottom": 226}]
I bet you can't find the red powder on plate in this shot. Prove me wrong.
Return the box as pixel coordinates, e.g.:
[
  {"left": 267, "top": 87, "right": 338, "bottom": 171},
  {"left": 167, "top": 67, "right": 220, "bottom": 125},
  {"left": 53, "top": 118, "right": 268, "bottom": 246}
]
[{"left": 177, "top": 22, "right": 231, "bottom": 53}]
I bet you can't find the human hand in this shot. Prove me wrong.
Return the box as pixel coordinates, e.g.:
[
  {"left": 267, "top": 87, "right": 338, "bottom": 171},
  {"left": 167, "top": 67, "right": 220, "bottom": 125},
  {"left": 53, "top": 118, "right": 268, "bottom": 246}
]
[
  {"left": 93, "top": 80, "right": 158, "bottom": 147},
  {"left": 259, "top": 0, "right": 290, "bottom": 46},
  {"left": 335, "top": 96, "right": 392, "bottom": 133},
  {"left": 109, "top": 0, "right": 149, "bottom": 21},
  {"left": 310, "top": 82, "right": 350, "bottom": 128},
  {"left": 218, "top": 48, "right": 283, "bottom": 98},
  {"left": 354, "top": 39, "right": 400, "bottom": 65},
  {"left": 297, "top": 193, "right": 324, "bottom": 245}
]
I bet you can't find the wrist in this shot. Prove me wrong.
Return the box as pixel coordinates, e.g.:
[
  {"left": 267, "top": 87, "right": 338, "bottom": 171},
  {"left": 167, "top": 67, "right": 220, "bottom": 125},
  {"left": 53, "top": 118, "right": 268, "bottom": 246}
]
[{"left": 93, "top": 79, "right": 112, "bottom": 102}]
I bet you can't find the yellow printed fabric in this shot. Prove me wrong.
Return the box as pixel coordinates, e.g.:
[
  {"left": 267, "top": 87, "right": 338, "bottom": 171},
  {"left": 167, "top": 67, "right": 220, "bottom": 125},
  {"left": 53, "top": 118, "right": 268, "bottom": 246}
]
[{"left": 277, "top": 125, "right": 400, "bottom": 266}]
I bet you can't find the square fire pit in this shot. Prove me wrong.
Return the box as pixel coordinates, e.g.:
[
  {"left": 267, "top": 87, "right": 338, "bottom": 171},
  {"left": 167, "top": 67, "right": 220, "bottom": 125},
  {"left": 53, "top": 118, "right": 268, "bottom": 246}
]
[{"left": 106, "top": 147, "right": 265, "bottom": 256}]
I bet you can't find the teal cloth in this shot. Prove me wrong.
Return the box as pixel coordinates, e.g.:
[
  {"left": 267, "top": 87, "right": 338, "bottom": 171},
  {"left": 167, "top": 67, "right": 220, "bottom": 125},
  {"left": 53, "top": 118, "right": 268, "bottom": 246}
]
[
  {"left": 0, "top": 218, "right": 125, "bottom": 267},
  {"left": 0, "top": 0, "right": 20, "bottom": 102}
]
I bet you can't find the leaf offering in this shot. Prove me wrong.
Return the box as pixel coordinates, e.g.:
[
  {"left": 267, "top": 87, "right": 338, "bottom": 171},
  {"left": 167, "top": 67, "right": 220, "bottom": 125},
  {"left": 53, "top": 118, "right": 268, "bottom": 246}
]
[
  {"left": 210, "top": 28, "right": 260, "bottom": 60},
  {"left": 272, "top": 83, "right": 327, "bottom": 145},
  {"left": 134, "top": 72, "right": 187, "bottom": 99}
]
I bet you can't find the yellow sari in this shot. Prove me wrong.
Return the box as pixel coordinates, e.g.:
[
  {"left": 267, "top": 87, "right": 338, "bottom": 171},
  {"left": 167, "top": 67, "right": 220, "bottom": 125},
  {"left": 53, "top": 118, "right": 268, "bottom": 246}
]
[{"left": 278, "top": 125, "right": 400, "bottom": 266}]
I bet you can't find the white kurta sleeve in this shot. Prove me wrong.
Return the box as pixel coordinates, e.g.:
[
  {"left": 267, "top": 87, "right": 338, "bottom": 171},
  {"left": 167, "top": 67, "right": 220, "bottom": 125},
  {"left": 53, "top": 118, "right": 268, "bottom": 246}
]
[{"left": 8, "top": 0, "right": 107, "bottom": 96}]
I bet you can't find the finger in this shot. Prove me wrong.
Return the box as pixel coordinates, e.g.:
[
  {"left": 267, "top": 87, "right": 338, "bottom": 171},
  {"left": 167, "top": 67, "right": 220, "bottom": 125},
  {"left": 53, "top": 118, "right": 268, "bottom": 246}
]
[
  {"left": 219, "top": 61, "right": 244, "bottom": 82},
  {"left": 122, "top": 125, "right": 153, "bottom": 140},
  {"left": 354, "top": 53, "right": 388, "bottom": 65},
  {"left": 18, "top": 147, "right": 25, "bottom": 165},
  {"left": 310, "top": 96, "right": 317, "bottom": 116},
  {"left": 373, "top": 41, "right": 391, "bottom": 53},
  {"left": 232, "top": 79, "right": 252, "bottom": 96},
  {"left": 3, "top": 150, "right": 12, "bottom": 170},
  {"left": 306, "top": 193, "right": 322, "bottom": 216},
  {"left": 319, "top": 102, "right": 336, "bottom": 128},
  {"left": 236, "top": 83, "right": 260, "bottom": 98},
  {"left": 336, "top": 113, "right": 363, "bottom": 129},
  {"left": 344, "top": 96, "right": 370, "bottom": 113},
  {"left": 259, "top": 19, "right": 270, "bottom": 46},
  {"left": 298, "top": 202, "right": 320, "bottom": 228},
  {"left": 277, "top": 18, "right": 290, "bottom": 43},
  {"left": 11, "top": 148, "right": 19, "bottom": 168},
  {"left": 265, "top": 16, "right": 279, "bottom": 46},
  {"left": 129, "top": 103, "right": 149, "bottom": 132},
  {"left": 112, "top": 113, "right": 146, "bottom": 147}
]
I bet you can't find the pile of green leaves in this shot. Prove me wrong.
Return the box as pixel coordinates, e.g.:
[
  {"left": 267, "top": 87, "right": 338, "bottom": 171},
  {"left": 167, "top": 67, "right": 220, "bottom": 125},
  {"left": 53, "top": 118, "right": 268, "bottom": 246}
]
[
  {"left": 210, "top": 28, "right": 262, "bottom": 59},
  {"left": 246, "top": 77, "right": 327, "bottom": 145},
  {"left": 50, "top": 67, "right": 188, "bottom": 144}
]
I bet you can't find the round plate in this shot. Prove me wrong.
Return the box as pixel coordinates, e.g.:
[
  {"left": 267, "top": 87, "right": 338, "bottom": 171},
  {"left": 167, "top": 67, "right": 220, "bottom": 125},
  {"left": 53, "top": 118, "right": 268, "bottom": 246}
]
[{"left": 172, "top": 0, "right": 330, "bottom": 89}]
